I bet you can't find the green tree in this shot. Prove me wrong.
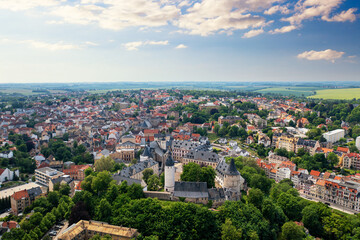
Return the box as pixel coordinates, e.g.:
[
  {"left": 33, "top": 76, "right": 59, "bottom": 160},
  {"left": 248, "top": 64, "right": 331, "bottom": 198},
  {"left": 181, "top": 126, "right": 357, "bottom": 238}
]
[
  {"left": 91, "top": 171, "right": 113, "bottom": 195},
  {"left": 327, "top": 152, "right": 339, "bottom": 168},
  {"left": 248, "top": 188, "right": 264, "bottom": 209},
  {"left": 281, "top": 222, "right": 305, "bottom": 240},
  {"left": 221, "top": 219, "right": 242, "bottom": 240},
  {"left": 95, "top": 156, "right": 115, "bottom": 172},
  {"left": 59, "top": 183, "right": 71, "bottom": 196},
  {"left": 96, "top": 199, "right": 112, "bottom": 223},
  {"left": 147, "top": 175, "right": 161, "bottom": 191},
  {"left": 142, "top": 168, "right": 154, "bottom": 184}
]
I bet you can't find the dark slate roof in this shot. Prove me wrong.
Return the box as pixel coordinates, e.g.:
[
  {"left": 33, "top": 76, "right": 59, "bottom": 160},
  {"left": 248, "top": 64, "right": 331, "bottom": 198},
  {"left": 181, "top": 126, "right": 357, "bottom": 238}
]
[
  {"left": 225, "top": 159, "right": 240, "bottom": 176},
  {"left": 141, "top": 145, "right": 153, "bottom": 158},
  {"left": 150, "top": 141, "right": 166, "bottom": 157},
  {"left": 165, "top": 150, "right": 174, "bottom": 167},
  {"left": 297, "top": 138, "right": 318, "bottom": 147},
  {"left": 171, "top": 140, "right": 200, "bottom": 151},
  {"left": 118, "top": 159, "right": 158, "bottom": 178},
  {"left": 112, "top": 175, "right": 142, "bottom": 186},
  {"left": 27, "top": 187, "right": 42, "bottom": 197},
  {"left": 185, "top": 149, "right": 219, "bottom": 163},
  {"left": 173, "top": 181, "right": 208, "bottom": 198}
]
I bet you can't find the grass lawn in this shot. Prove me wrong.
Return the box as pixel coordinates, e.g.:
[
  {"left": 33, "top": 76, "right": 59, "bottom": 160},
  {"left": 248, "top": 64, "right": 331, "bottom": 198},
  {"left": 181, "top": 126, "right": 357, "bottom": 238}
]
[
  {"left": 207, "top": 133, "right": 219, "bottom": 142},
  {"left": 309, "top": 88, "right": 360, "bottom": 100}
]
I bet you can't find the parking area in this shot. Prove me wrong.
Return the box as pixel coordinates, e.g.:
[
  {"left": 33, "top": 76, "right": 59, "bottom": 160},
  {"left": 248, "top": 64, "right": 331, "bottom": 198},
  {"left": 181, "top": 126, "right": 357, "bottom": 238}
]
[{"left": 43, "top": 220, "right": 68, "bottom": 239}]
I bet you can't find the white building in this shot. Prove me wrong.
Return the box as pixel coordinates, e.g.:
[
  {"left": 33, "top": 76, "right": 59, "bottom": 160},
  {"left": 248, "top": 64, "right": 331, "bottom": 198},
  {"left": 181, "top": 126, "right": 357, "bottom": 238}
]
[
  {"left": 356, "top": 136, "right": 360, "bottom": 150},
  {"left": 276, "top": 168, "right": 291, "bottom": 182},
  {"left": 0, "top": 168, "right": 19, "bottom": 182},
  {"left": 35, "top": 167, "right": 64, "bottom": 187},
  {"left": 323, "top": 129, "right": 345, "bottom": 143}
]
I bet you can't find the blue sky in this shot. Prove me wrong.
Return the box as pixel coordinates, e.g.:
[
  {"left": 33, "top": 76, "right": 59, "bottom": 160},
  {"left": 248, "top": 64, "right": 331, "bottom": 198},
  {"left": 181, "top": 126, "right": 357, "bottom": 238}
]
[{"left": 0, "top": 0, "right": 359, "bottom": 83}]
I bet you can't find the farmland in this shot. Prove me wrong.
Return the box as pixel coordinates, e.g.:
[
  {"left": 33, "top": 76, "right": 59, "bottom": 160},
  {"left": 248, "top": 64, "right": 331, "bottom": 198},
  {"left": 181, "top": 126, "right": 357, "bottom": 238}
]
[
  {"left": 255, "top": 87, "right": 319, "bottom": 97},
  {"left": 309, "top": 88, "right": 360, "bottom": 100}
]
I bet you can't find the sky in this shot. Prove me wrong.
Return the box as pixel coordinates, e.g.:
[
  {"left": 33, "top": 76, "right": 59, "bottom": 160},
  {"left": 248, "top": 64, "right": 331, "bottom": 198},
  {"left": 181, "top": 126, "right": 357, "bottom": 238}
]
[{"left": 0, "top": 0, "right": 359, "bottom": 83}]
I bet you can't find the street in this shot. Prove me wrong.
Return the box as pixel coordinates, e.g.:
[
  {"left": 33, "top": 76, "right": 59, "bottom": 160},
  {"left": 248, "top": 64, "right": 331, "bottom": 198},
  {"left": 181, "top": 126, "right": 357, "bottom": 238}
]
[{"left": 299, "top": 193, "right": 358, "bottom": 215}]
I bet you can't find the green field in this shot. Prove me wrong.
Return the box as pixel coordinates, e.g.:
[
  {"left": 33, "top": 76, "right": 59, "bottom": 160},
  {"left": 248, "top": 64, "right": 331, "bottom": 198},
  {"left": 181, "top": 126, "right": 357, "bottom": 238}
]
[
  {"left": 309, "top": 88, "right": 360, "bottom": 100},
  {"left": 0, "top": 88, "right": 68, "bottom": 96},
  {"left": 255, "top": 87, "right": 319, "bottom": 97}
]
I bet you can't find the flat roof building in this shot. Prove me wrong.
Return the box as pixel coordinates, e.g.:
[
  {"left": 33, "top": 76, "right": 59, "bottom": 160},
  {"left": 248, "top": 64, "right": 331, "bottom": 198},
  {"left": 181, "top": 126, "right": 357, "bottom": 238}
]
[
  {"left": 58, "top": 220, "right": 138, "bottom": 240},
  {"left": 35, "top": 167, "right": 64, "bottom": 187}
]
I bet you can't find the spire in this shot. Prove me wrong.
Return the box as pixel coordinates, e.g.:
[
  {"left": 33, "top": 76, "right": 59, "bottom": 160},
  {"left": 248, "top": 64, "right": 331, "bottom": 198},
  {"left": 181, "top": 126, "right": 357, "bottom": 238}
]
[
  {"left": 165, "top": 148, "right": 174, "bottom": 167},
  {"left": 141, "top": 145, "right": 152, "bottom": 158},
  {"left": 225, "top": 158, "right": 240, "bottom": 176}
]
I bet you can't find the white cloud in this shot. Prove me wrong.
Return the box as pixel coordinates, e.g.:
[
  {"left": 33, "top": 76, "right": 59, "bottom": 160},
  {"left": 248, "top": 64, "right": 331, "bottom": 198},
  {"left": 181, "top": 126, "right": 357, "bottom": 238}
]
[
  {"left": 322, "top": 8, "right": 357, "bottom": 22},
  {"left": 269, "top": 24, "right": 298, "bottom": 34},
  {"left": 242, "top": 28, "right": 264, "bottom": 38},
  {"left": 174, "top": 0, "right": 281, "bottom": 36},
  {"left": 175, "top": 44, "right": 187, "bottom": 49},
  {"left": 25, "top": 40, "right": 81, "bottom": 50},
  {"left": 0, "top": 0, "right": 357, "bottom": 37},
  {"left": 84, "top": 41, "right": 98, "bottom": 46},
  {"left": 123, "top": 40, "right": 169, "bottom": 51},
  {"left": 0, "top": 0, "right": 58, "bottom": 11},
  {"left": 49, "top": 1, "right": 180, "bottom": 30},
  {"left": 0, "top": 37, "right": 81, "bottom": 50},
  {"left": 297, "top": 49, "right": 345, "bottom": 63},
  {"left": 264, "top": 5, "right": 290, "bottom": 15},
  {"left": 282, "top": 0, "right": 356, "bottom": 25}
]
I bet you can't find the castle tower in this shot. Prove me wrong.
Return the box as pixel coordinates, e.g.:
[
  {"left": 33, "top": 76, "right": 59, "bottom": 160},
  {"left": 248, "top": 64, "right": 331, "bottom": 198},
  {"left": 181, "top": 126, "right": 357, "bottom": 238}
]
[
  {"left": 223, "top": 158, "right": 242, "bottom": 192},
  {"left": 164, "top": 149, "right": 175, "bottom": 192}
]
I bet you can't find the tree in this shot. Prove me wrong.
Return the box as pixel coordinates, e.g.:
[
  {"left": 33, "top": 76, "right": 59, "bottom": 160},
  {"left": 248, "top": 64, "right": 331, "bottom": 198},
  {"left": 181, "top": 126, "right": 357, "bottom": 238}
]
[
  {"left": 59, "top": 183, "right": 71, "bottom": 196},
  {"left": 29, "top": 212, "right": 43, "bottom": 226},
  {"left": 96, "top": 199, "right": 112, "bottom": 223},
  {"left": 47, "top": 191, "right": 60, "bottom": 207},
  {"left": 277, "top": 193, "right": 303, "bottom": 221},
  {"left": 69, "top": 201, "right": 91, "bottom": 225},
  {"left": 327, "top": 152, "right": 339, "bottom": 168},
  {"left": 91, "top": 171, "right": 113, "bottom": 195},
  {"left": 147, "top": 175, "right": 161, "bottom": 191},
  {"left": 142, "top": 168, "right": 154, "bottom": 184},
  {"left": 250, "top": 174, "right": 273, "bottom": 194},
  {"left": 261, "top": 199, "right": 287, "bottom": 231},
  {"left": 181, "top": 163, "right": 216, "bottom": 188},
  {"left": 248, "top": 188, "right": 264, "bottom": 209},
  {"left": 221, "top": 219, "right": 242, "bottom": 240},
  {"left": 94, "top": 156, "right": 115, "bottom": 172},
  {"left": 281, "top": 222, "right": 305, "bottom": 240},
  {"left": 302, "top": 203, "right": 330, "bottom": 237}
]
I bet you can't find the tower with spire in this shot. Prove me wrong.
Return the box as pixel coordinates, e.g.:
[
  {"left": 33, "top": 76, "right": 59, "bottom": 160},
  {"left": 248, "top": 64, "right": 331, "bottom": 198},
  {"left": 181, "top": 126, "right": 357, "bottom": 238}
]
[
  {"left": 164, "top": 149, "right": 175, "bottom": 192},
  {"left": 223, "top": 158, "right": 242, "bottom": 192}
]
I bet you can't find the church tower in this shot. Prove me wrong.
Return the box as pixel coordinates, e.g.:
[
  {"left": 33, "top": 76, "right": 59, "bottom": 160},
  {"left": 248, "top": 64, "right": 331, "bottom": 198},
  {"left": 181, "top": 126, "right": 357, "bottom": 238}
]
[
  {"left": 164, "top": 149, "right": 175, "bottom": 192},
  {"left": 140, "top": 145, "right": 152, "bottom": 162},
  {"left": 223, "top": 158, "right": 242, "bottom": 192}
]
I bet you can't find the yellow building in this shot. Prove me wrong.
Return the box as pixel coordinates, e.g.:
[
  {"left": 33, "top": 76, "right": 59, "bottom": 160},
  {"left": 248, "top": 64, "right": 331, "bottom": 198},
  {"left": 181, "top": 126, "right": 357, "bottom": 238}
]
[{"left": 58, "top": 220, "right": 138, "bottom": 240}]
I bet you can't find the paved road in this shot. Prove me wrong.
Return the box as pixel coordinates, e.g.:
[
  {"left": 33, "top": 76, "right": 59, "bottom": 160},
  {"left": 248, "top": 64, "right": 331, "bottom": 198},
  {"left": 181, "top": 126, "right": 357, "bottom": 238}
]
[
  {"left": 300, "top": 194, "right": 358, "bottom": 215},
  {"left": 0, "top": 211, "right": 10, "bottom": 219}
]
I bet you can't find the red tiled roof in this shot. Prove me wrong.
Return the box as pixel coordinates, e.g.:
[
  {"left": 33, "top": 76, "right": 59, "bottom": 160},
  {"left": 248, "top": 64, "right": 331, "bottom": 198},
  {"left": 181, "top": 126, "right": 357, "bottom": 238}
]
[
  {"left": 0, "top": 168, "right": 5, "bottom": 175},
  {"left": 2, "top": 221, "right": 18, "bottom": 229},
  {"left": 310, "top": 170, "right": 321, "bottom": 177},
  {"left": 12, "top": 189, "right": 29, "bottom": 201},
  {"left": 337, "top": 147, "right": 349, "bottom": 153}
]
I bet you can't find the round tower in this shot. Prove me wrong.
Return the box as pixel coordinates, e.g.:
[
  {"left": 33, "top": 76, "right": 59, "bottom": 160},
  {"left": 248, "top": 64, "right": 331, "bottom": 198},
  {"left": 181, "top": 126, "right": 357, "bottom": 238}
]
[
  {"left": 223, "top": 158, "right": 241, "bottom": 192},
  {"left": 164, "top": 150, "right": 175, "bottom": 192}
]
